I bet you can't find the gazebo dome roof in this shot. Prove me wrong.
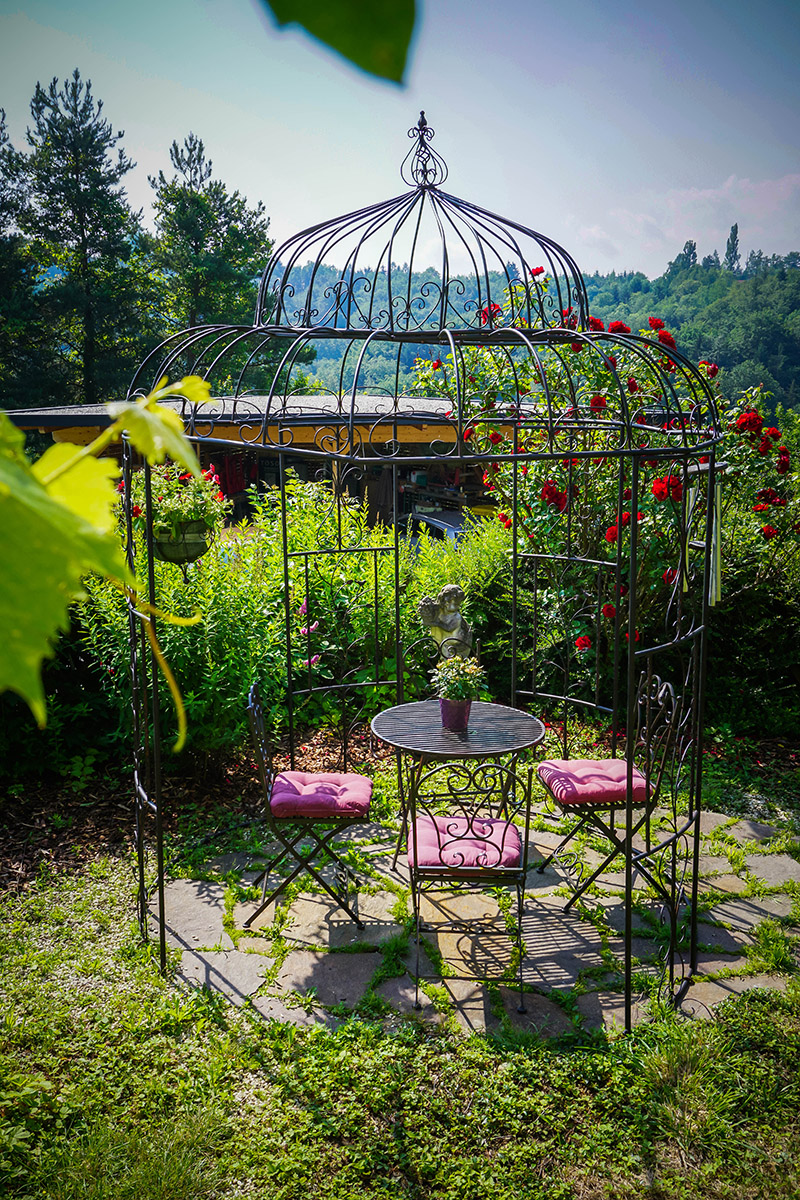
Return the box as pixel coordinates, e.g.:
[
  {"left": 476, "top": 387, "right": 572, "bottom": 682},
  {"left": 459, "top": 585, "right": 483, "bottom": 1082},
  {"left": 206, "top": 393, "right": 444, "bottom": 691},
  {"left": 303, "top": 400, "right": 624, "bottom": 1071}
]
[{"left": 255, "top": 113, "right": 589, "bottom": 335}]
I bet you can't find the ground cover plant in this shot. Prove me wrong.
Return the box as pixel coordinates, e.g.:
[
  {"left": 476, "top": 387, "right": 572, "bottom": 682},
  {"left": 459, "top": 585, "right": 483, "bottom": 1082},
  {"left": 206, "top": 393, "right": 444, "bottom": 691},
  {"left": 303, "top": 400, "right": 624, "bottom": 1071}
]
[{"left": 1, "top": 776, "right": 799, "bottom": 1200}]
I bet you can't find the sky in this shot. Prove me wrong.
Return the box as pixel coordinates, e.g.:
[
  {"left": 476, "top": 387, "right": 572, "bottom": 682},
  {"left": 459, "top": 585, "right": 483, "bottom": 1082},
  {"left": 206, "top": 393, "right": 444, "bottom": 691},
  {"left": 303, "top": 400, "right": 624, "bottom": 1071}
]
[{"left": 0, "top": 0, "right": 798, "bottom": 279}]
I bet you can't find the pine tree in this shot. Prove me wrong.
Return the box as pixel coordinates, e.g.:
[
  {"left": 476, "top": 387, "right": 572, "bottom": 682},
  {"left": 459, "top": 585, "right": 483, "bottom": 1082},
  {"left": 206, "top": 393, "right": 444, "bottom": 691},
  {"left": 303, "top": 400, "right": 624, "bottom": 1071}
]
[
  {"left": 149, "top": 134, "right": 273, "bottom": 328},
  {"left": 16, "top": 70, "right": 149, "bottom": 406},
  {"left": 724, "top": 223, "right": 741, "bottom": 273}
]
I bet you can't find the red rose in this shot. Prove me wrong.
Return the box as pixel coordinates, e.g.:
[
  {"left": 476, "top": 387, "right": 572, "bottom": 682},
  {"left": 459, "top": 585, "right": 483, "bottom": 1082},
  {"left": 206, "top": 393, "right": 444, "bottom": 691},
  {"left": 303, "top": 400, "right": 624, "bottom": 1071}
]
[
  {"left": 489, "top": 431, "right": 503, "bottom": 445},
  {"left": 561, "top": 457, "right": 579, "bottom": 467},
  {"left": 623, "top": 487, "right": 632, "bottom": 500},
  {"left": 648, "top": 317, "right": 665, "bottom": 330},
  {"left": 561, "top": 308, "right": 578, "bottom": 330},
  {"left": 570, "top": 341, "right": 585, "bottom": 353},
  {"left": 463, "top": 427, "right": 474, "bottom": 440},
  {"left": 607, "top": 355, "right": 617, "bottom": 370},
  {"left": 663, "top": 567, "right": 677, "bottom": 585},
  {"left": 588, "top": 316, "right": 605, "bottom": 331},
  {"left": 530, "top": 265, "right": 545, "bottom": 277},
  {"left": 621, "top": 512, "right": 631, "bottom": 526},
  {"left": 625, "top": 630, "right": 640, "bottom": 642},
  {"left": 627, "top": 377, "right": 639, "bottom": 394},
  {"left": 706, "top": 362, "right": 718, "bottom": 378},
  {"left": 575, "top": 635, "right": 592, "bottom": 652},
  {"left": 605, "top": 525, "right": 619, "bottom": 542},
  {"left": 480, "top": 302, "right": 502, "bottom": 325},
  {"left": 752, "top": 503, "right": 770, "bottom": 513},
  {"left": 609, "top": 320, "right": 631, "bottom": 334},
  {"left": 431, "top": 359, "right": 442, "bottom": 370},
  {"left": 652, "top": 475, "right": 683, "bottom": 502},
  {"left": 132, "top": 504, "right": 142, "bottom": 518},
  {"left": 617, "top": 583, "right": 629, "bottom": 597},
  {"left": 590, "top": 394, "right": 607, "bottom": 412},
  {"left": 541, "top": 481, "right": 567, "bottom": 512},
  {"left": 657, "top": 329, "right": 677, "bottom": 350},
  {"left": 778, "top": 445, "right": 790, "bottom": 457},
  {"left": 735, "top": 411, "right": 763, "bottom": 434},
  {"left": 765, "top": 427, "right": 781, "bottom": 440},
  {"left": 756, "top": 487, "right": 780, "bottom": 504},
  {"left": 776, "top": 457, "right": 790, "bottom": 474},
  {"left": 215, "top": 490, "right": 224, "bottom": 501},
  {"left": 761, "top": 525, "right": 779, "bottom": 540},
  {"left": 602, "top": 603, "right": 616, "bottom": 619},
  {"left": 757, "top": 439, "right": 771, "bottom": 455},
  {"left": 116, "top": 480, "right": 125, "bottom": 493}
]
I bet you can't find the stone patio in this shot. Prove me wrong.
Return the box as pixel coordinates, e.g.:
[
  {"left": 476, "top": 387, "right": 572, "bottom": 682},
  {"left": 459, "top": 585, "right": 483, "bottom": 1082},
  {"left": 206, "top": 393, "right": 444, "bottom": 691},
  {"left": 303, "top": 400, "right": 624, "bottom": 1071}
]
[{"left": 150, "top": 807, "right": 799, "bottom": 1035}]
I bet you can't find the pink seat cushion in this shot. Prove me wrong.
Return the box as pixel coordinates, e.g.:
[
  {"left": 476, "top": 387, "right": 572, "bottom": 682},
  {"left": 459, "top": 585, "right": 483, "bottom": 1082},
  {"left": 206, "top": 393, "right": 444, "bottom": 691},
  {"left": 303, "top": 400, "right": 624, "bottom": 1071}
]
[
  {"left": 537, "top": 759, "right": 647, "bottom": 808},
  {"left": 270, "top": 770, "right": 372, "bottom": 818},
  {"left": 408, "top": 814, "right": 521, "bottom": 869}
]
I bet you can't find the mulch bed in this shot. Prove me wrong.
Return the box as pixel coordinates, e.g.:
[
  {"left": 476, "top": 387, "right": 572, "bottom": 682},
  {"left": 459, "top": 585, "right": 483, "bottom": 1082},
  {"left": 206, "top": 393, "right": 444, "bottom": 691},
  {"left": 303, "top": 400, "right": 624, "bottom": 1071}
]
[{"left": 0, "top": 728, "right": 394, "bottom": 893}]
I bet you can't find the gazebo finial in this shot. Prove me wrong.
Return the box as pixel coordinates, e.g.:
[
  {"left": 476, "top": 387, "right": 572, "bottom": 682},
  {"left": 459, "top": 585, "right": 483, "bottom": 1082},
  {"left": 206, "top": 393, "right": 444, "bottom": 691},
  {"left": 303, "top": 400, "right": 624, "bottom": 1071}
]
[{"left": 401, "top": 110, "right": 448, "bottom": 189}]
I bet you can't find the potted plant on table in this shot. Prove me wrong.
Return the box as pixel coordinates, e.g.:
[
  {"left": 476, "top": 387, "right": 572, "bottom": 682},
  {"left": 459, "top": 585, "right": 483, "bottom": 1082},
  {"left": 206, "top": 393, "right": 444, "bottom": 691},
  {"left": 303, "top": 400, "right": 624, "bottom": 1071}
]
[
  {"left": 128, "top": 462, "right": 232, "bottom": 564},
  {"left": 430, "top": 656, "right": 488, "bottom": 731}
]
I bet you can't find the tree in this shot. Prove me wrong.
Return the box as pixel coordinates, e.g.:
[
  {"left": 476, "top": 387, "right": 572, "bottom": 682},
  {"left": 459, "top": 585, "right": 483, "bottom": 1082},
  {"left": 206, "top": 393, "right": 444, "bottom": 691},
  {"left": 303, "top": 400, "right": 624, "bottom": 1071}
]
[
  {"left": 15, "top": 70, "right": 150, "bottom": 407},
  {"left": 724, "top": 223, "right": 741, "bottom": 273},
  {"left": 149, "top": 134, "right": 274, "bottom": 329}
]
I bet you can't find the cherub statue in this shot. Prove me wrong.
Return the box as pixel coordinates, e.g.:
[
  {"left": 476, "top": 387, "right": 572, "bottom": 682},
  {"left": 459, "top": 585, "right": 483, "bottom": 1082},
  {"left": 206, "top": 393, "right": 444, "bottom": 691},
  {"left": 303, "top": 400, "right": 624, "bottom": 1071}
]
[{"left": 418, "top": 584, "right": 473, "bottom": 657}]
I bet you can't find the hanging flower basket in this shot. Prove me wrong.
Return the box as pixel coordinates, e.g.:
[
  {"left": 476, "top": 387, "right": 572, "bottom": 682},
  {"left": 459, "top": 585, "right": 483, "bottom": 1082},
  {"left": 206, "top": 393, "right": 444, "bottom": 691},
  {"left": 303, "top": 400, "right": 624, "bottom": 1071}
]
[{"left": 153, "top": 519, "right": 211, "bottom": 564}]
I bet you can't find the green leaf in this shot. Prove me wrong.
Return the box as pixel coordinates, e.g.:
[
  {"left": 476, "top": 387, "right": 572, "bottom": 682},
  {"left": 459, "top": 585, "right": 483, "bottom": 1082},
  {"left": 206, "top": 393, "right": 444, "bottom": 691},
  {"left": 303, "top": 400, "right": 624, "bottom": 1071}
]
[
  {"left": 262, "top": 0, "right": 415, "bottom": 84},
  {"left": 32, "top": 445, "right": 121, "bottom": 534},
  {"left": 0, "top": 413, "right": 128, "bottom": 726},
  {"left": 106, "top": 398, "right": 201, "bottom": 475}
]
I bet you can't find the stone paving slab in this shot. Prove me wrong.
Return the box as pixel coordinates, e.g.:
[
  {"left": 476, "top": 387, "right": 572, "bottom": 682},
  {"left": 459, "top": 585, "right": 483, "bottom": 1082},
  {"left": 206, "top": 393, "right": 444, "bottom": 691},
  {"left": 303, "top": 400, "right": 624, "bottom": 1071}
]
[
  {"left": 699, "top": 874, "right": 747, "bottom": 894},
  {"left": 727, "top": 819, "right": 777, "bottom": 843},
  {"left": 442, "top": 980, "right": 501, "bottom": 1034},
  {"left": 151, "top": 879, "right": 234, "bottom": 951},
  {"left": 520, "top": 903, "right": 606, "bottom": 991},
  {"left": 178, "top": 948, "right": 270, "bottom": 1003},
  {"left": 274, "top": 948, "right": 380, "bottom": 1008},
  {"left": 434, "top": 927, "right": 514, "bottom": 977},
  {"left": 745, "top": 854, "right": 800, "bottom": 886},
  {"left": 698, "top": 855, "right": 734, "bottom": 875},
  {"left": 682, "top": 973, "right": 789, "bottom": 1018},
  {"left": 419, "top": 891, "right": 502, "bottom": 925},
  {"left": 699, "top": 811, "right": 736, "bottom": 835},
  {"left": 285, "top": 892, "right": 402, "bottom": 949},
  {"left": 708, "top": 894, "right": 795, "bottom": 929},
  {"left": 499, "top": 988, "right": 574, "bottom": 1037},
  {"left": 696, "top": 922, "right": 750, "bottom": 953},
  {"left": 695, "top": 951, "right": 750, "bottom": 974},
  {"left": 376, "top": 975, "right": 441, "bottom": 1021},
  {"left": 251, "top": 993, "right": 341, "bottom": 1029},
  {"left": 576, "top": 992, "right": 649, "bottom": 1030}
]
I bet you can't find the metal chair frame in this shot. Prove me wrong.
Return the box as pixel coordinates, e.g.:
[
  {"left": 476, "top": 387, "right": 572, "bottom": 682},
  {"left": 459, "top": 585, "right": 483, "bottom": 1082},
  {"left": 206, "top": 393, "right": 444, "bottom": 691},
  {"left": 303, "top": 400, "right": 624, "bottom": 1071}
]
[{"left": 245, "top": 683, "right": 367, "bottom": 930}]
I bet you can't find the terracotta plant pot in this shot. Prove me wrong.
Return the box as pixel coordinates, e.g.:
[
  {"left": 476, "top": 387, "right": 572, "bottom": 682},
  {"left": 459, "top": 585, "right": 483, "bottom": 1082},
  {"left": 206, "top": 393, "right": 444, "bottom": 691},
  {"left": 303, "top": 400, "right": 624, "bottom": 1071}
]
[
  {"left": 153, "top": 519, "right": 210, "bottom": 565},
  {"left": 439, "top": 698, "right": 472, "bottom": 732}
]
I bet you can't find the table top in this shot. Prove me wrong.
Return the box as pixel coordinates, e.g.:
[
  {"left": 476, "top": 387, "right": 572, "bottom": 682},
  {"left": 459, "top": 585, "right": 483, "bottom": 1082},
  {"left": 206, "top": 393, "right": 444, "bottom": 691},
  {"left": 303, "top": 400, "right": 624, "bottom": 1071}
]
[{"left": 371, "top": 700, "right": 545, "bottom": 760}]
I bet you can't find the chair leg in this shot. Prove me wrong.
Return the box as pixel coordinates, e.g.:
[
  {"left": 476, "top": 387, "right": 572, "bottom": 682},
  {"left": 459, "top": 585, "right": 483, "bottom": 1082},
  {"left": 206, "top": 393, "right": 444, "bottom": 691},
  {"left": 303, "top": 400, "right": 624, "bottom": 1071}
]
[
  {"left": 412, "top": 878, "right": 422, "bottom": 1011},
  {"left": 537, "top": 819, "right": 584, "bottom": 873},
  {"left": 516, "top": 881, "right": 526, "bottom": 1014}
]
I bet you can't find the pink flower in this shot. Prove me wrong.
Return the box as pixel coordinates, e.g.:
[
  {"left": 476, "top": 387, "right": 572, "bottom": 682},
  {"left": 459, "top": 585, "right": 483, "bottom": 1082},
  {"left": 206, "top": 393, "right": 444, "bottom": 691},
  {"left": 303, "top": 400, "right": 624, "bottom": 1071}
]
[
  {"left": 302, "top": 654, "right": 322, "bottom": 667},
  {"left": 300, "top": 621, "right": 319, "bottom": 636},
  {"left": 298, "top": 598, "right": 308, "bottom": 616}
]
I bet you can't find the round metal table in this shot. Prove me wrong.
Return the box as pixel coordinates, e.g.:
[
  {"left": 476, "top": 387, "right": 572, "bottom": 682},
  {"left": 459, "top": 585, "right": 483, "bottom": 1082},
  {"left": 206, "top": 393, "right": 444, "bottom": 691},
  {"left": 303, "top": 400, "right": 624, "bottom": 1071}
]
[{"left": 371, "top": 700, "right": 545, "bottom": 760}]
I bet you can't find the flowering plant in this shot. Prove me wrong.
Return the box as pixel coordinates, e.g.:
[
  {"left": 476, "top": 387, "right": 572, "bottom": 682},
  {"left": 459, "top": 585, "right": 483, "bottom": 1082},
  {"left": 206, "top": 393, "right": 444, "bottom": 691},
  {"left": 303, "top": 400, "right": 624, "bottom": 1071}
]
[
  {"left": 126, "top": 462, "right": 231, "bottom": 540},
  {"left": 430, "top": 655, "right": 487, "bottom": 701}
]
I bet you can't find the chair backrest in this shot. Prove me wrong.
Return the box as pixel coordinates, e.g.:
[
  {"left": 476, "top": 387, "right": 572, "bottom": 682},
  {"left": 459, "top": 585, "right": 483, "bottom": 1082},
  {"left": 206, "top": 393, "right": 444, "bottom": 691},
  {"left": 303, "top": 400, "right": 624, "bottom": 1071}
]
[
  {"left": 409, "top": 759, "right": 533, "bottom": 876},
  {"left": 247, "top": 683, "right": 275, "bottom": 803},
  {"left": 634, "top": 671, "right": 680, "bottom": 804}
]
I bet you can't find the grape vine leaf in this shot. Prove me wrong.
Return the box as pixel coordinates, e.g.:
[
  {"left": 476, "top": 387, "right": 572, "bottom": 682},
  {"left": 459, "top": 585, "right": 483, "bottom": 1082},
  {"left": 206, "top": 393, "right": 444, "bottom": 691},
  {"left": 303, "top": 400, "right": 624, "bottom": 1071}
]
[
  {"left": 33, "top": 445, "right": 121, "bottom": 533},
  {"left": 106, "top": 398, "right": 201, "bottom": 475},
  {"left": 0, "top": 413, "right": 127, "bottom": 726},
  {"left": 261, "top": 0, "right": 415, "bottom": 84}
]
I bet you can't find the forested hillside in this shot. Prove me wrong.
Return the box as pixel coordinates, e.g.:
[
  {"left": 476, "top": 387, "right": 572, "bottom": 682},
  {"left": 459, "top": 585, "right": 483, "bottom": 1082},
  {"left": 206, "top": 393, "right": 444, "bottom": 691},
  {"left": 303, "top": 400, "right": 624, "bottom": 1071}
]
[{"left": 1, "top": 71, "right": 797, "bottom": 410}]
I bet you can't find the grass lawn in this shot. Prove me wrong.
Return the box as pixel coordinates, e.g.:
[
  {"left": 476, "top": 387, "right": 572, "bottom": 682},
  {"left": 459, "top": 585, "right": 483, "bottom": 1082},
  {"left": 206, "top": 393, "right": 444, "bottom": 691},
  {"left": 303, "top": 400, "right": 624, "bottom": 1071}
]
[{"left": 1, "top": 732, "right": 799, "bottom": 1200}]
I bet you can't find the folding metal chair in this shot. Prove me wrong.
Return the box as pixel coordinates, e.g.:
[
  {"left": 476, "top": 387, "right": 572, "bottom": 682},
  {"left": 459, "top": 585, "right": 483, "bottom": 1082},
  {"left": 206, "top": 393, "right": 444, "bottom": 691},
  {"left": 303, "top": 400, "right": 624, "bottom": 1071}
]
[
  {"left": 407, "top": 758, "right": 534, "bottom": 1012},
  {"left": 536, "top": 674, "right": 679, "bottom": 908},
  {"left": 244, "top": 683, "right": 372, "bottom": 929}
]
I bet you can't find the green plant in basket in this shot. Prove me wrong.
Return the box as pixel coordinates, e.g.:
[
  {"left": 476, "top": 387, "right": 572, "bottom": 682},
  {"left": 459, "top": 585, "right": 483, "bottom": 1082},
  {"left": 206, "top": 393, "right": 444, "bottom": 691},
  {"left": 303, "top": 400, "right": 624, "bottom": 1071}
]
[
  {"left": 127, "top": 462, "right": 232, "bottom": 540},
  {"left": 430, "top": 656, "right": 488, "bottom": 701}
]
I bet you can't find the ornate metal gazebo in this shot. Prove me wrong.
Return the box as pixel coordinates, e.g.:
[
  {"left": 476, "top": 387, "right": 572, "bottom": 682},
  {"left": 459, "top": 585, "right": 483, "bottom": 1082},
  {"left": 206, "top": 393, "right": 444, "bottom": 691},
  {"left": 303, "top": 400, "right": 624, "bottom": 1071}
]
[{"left": 126, "top": 113, "right": 723, "bottom": 1028}]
